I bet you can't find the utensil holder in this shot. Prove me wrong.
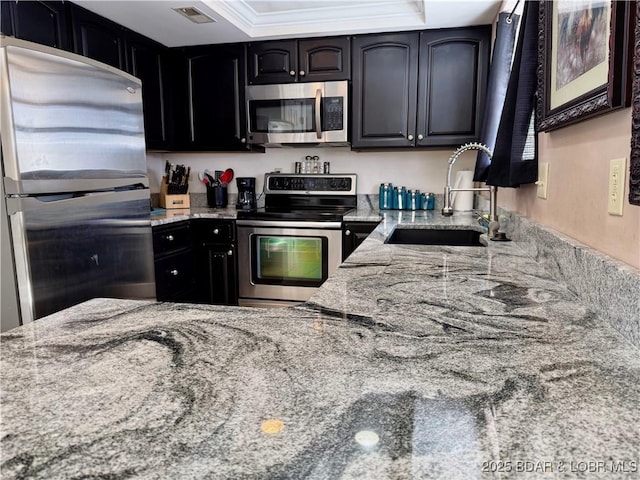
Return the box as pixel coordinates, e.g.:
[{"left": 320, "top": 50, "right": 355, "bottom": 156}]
[{"left": 207, "top": 185, "right": 228, "bottom": 208}]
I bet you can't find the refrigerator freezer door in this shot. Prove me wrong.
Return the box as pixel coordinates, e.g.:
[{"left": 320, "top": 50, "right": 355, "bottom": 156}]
[
  {"left": 1, "top": 39, "right": 147, "bottom": 195},
  {"left": 6, "top": 188, "right": 156, "bottom": 324}
]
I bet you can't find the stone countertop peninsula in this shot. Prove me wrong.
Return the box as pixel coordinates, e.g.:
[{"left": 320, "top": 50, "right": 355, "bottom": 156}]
[{"left": 2, "top": 211, "right": 639, "bottom": 479}]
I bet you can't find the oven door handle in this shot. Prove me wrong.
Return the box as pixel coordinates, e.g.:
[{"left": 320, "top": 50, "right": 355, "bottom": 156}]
[{"left": 236, "top": 220, "right": 342, "bottom": 229}]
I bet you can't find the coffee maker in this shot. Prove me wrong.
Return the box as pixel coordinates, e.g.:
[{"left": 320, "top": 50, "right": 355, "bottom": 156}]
[{"left": 236, "top": 177, "right": 257, "bottom": 210}]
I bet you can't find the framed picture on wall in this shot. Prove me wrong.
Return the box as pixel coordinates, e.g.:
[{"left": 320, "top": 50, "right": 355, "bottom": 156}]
[
  {"left": 537, "top": 0, "right": 634, "bottom": 132},
  {"left": 629, "top": 2, "right": 640, "bottom": 206}
]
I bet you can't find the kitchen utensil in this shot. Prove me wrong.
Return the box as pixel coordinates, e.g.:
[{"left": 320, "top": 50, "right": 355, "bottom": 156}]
[{"left": 220, "top": 168, "right": 234, "bottom": 185}]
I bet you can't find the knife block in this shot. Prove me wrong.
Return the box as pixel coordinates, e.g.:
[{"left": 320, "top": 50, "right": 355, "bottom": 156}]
[{"left": 160, "top": 177, "right": 190, "bottom": 209}]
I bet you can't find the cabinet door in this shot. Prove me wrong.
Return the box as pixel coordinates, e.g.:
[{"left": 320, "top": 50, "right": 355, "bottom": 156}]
[
  {"left": 342, "top": 221, "right": 379, "bottom": 261},
  {"left": 70, "top": 4, "right": 126, "bottom": 70},
  {"left": 153, "top": 222, "right": 192, "bottom": 257},
  {"left": 247, "top": 40, "right": 297, "bottom": 84},
  {"left": 127, "top": 32, "right": 170, "bottom": 150},
  {"left": 351, "top": 33, "right": 418, "bottom": 148},
  {"left": 1, "top": 1, "right": 12, "bottom": 37},
  {"left": 196, "top": 244, "right": 238, "bottom": 305},
  {"left": 173, "top": 45, "right": 250, "bottom": 150},
  {"left": 3, "top": 1, "right": 70, "bottom": 50},
  {"left": 154, "top": 250, "right": 196, "bottom": 302},
  {"left": 416, "top": 27, "right": 490, "bottom": 147},
  {"left": 298, "top": 37, "right": 350, "bottom": 82}
]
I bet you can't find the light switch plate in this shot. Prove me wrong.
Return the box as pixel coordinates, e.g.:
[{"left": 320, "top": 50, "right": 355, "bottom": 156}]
[
  {"left": 607, "top": 158, "right": 626, "bottom": 216},
  {"left": 536, "top": 162, "right": 549, "bottom": 199}
]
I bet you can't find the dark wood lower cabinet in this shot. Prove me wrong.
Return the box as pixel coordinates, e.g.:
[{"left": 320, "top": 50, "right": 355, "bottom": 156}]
[
  {"left": 195, "top": 243, "right": 238, "bottom": 305},
  {"left": 342, "top": 221, "right": 380, "bottom": 261},
  {"left": 152, "top": 221, "right": 197, "bottom": 302},
  {"left": 154, "top": 251, "right": 196, "bottom": 302},
  {"left": 192, "top": 220, "right": 238, "bottom": 305},
  {"left": 153, "top": 219, "right": 238, "bottom": 305}
]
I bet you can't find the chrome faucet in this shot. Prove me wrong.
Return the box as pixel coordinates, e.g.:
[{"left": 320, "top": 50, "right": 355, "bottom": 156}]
[{"left": 441, "top": 142, "right": 503, "bottom": 240}]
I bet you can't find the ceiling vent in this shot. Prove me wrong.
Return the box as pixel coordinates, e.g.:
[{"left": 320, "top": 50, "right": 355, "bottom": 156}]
[{"left": 172, "top": 6, "right": 216, "bottom": 24}]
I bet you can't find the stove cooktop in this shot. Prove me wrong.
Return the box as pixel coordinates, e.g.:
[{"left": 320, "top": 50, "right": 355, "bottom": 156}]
[
  {"left": 236, "top": 207, "right": 354, "bottom": 222},
  {"left": 237, "top": 173, "right": 358, "bottom": 222}
]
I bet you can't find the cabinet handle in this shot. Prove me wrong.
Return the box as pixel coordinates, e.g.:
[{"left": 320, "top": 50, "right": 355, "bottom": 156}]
[
  {"left": 289, "top": 70, "right": 296, "bottom": 76},
  {"left": 213, "top": 228, "right": 219, "bottom": 235},
  {"left": 240, "top": 137, "right": 246, "bottom": 143},
  {"left": 417, "top": 134, "right": 424, "bottom": 140},
  {"left": 170, "top": 269, "right": 179, "bottom": 276},
  {"left": 345, "top": 230, "right": 351, "bottom": 236},
  {"left": 227, "top": 250, "right": 233, "bottom": 256},
  {"left": 408, "top": 134, "right": 414, "bottom": 141},
  {"left": 233, "top": 58, "right": 241, "bottom": 140},
  {"left": 166, "top": 235, "right": 174, "bottom": 241},
  {"left": 299, "top": 70, "right": 306, "bottom": 76}
]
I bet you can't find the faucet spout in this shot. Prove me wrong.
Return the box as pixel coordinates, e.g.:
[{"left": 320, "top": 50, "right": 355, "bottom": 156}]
[{"left": 441, "top": 143, "right": 505, "bottom": 241}]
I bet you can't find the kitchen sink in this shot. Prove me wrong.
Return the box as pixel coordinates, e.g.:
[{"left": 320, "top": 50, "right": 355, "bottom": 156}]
[{"left": 385, "top": 228, "right": 484, "bottom": 246}]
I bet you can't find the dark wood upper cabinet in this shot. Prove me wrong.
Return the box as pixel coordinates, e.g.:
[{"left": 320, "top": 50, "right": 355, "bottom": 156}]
[
  {"left": 69, "top": 4, "right": 126, "bottom": 70},
  {"left": 298, "top": 37, "right": 350, "bottom": 82},
  {"left": 1, "top": 1, "right": 70, "bottom": 50},
  {"left": 247, "top": 40, "right": 297, "bottom": 84},
  {"left": 416, "top": 26, "right": 490, "bottom": 147},
  {"left": 126, "top": 32, "right": 170, "bottom": 150},
  {"left": 0, "top": 1, "right": 12, "bottom": 37},
  {"left": 351, "top": 32, "right": 419, "bottom": 148},
  {"left": 352, "top": 27, "right": 490, "bottom": 149},
  {"left": 248, "top": 37, "right": 350, "bottom": 84},
  {"left": 171, "top": 44, "right": 253, "bottom": 151}
]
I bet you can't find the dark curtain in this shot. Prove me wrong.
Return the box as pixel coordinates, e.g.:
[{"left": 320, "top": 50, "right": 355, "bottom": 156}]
[
  {"left": 475, "top": 1, "right": 539, "bottom": 187},
  {"left": 473, "top": 12, "right": 519, "bottom": 181}
]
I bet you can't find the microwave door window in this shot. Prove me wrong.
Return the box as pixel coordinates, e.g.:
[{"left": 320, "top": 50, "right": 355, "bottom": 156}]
[{"left": 250, "top": 99, "right": 316, "bottom": 133}]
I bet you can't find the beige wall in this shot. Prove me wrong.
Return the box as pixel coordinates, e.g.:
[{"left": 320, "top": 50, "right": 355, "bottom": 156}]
[{"left": 498, "top": 107, "right": 640, "bottom": 269}]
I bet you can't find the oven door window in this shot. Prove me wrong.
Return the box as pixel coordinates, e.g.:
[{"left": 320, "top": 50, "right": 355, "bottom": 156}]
[
  {"left": 251, "top": 234, "right": 328, "bottom": 287},
  {"left": 249, "top": 99, "right": 316, "bottom": 134}
]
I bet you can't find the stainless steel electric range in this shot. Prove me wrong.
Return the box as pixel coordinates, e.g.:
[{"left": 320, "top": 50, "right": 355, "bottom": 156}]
[{"left": 236, "top": 173, "right": 357, "bottom": 307}]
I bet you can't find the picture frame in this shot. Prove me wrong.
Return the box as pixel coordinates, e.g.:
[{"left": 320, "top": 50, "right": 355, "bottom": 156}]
[
  {"left": 537, "top": 0, "right": 634, "bottom": 132},
  {"left": 629, "top": 2, "right": 640, "bottom": 206}
]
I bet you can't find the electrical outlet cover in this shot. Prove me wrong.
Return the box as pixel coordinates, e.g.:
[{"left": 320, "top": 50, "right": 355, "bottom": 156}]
[
  {"left": 537, "top": 162, "right": 549, "bottom": 199},
  {"left": 607, "top": 158, "right": 626, "bottom": 216}
]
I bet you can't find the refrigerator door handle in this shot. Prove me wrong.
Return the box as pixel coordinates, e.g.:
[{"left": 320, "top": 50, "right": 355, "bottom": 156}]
[
  {"left": 5, "top": 188, "right": 150, "bottom": 215},
  {"left": 3, "top": 177, "right": 149, "bottom": 196}
]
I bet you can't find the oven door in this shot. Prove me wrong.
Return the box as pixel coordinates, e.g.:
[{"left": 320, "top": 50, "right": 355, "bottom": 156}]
[{"left": 237, "top": 221, "right": 342, "bottom": 305}]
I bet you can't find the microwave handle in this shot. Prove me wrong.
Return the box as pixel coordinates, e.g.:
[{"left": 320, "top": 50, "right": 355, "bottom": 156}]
[{"left": 315, "top": 88, "right": 322, "bottom": 140}]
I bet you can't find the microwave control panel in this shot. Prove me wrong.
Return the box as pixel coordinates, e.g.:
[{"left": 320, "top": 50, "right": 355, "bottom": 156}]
[{"left": 322, "top": 97, "right": 344, "bottom": 131}]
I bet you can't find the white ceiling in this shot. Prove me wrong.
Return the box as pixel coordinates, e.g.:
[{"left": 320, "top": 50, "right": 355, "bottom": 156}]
[{"left": 73, "top": 0, "right": 503, "bottom": 47}]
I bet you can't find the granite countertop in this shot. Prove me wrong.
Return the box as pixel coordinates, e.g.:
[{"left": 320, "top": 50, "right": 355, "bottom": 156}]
[
  {"left": 2, "top": 211, "right": 639, "bottom": 479},
  {"left": 150, "top": 206, "right": 239, "bottom": 226},
  {"left": 149, "top": 204, "right": 382, "bottom": 226}
]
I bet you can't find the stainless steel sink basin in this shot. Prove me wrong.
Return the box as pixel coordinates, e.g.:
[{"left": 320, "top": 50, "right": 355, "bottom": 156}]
[{"left": 385, "top": 228, "right": 484, "bottom": 246}]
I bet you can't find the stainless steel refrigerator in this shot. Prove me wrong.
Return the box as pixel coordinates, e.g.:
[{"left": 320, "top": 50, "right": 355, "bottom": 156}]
[{"left": 1, "top": 37, "right": 155, "bottom": 331}]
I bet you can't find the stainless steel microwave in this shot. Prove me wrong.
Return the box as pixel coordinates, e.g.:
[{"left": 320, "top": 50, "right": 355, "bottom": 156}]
[{"left": 245, "top": 81, "right": 348, "bottom": 146}]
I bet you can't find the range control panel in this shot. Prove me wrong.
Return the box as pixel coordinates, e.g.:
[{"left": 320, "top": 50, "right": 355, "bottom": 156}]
[{"left": 265, "top": 174, "right": 357, "bottom": 195}]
